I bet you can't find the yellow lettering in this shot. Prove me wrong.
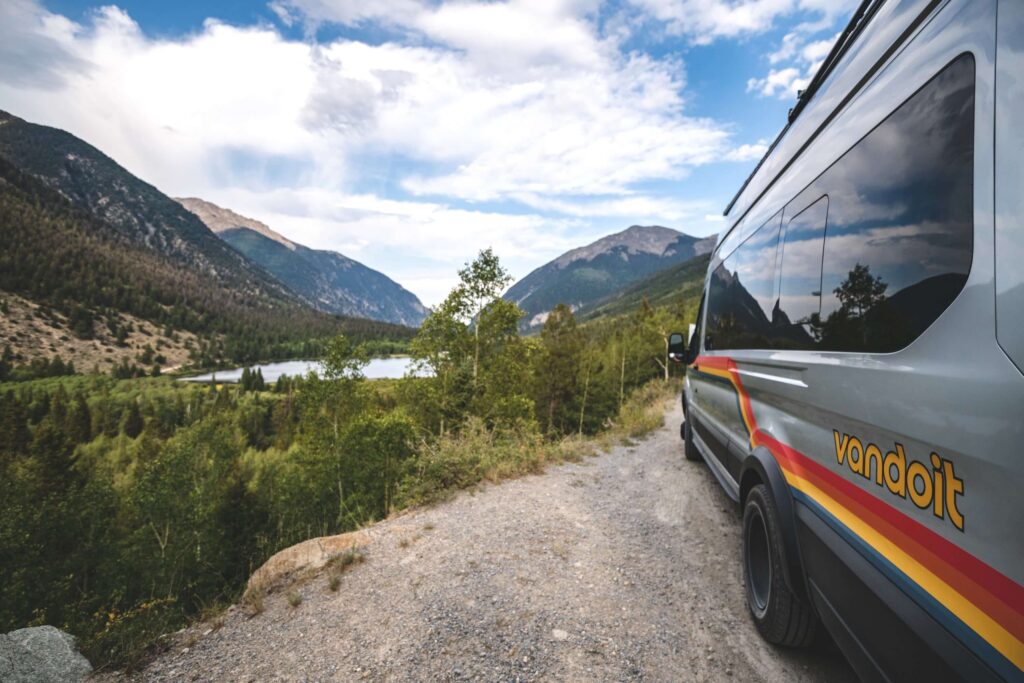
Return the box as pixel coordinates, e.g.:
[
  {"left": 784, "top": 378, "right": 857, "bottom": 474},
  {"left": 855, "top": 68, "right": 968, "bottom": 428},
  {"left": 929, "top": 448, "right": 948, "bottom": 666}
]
[
  {"left": 930, "top": 453, "right": 944, "bottom": 519},
  {"left": 943, "top": 459, "right": 965, "bottom": 531},
  {"left": 864, "top": 445, "right": 883, "bottom": 485},
  {"left": 908, "top": 461, "right": 932, "bottom": 509},
  {"left": 884, "top": 446, "right": 906, "bottom": 497},
  {"left": 848, "top": 437, "right": 864, "bottom": 475},
  {"left": 833, "top": 430, "right": 850, "bottom": 465}
]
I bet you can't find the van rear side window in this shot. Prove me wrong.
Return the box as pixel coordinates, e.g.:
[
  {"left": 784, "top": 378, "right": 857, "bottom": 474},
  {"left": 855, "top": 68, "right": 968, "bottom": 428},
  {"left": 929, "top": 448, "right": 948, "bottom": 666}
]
[{"left": 706, "top": 53, "right": 975, "bottom": 353}]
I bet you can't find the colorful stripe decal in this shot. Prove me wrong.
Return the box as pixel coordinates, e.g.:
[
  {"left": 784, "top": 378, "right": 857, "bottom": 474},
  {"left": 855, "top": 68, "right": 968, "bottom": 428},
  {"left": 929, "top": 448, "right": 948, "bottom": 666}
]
[{"left": 691, "top": 355, "right": 1024, "bottom": 676}]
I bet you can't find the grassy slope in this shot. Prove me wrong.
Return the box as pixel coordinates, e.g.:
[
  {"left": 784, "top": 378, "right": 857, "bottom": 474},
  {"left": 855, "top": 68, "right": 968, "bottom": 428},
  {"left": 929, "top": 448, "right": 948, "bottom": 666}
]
[{"left": 580, "top": 253, "right": 710, "bottom": 323}]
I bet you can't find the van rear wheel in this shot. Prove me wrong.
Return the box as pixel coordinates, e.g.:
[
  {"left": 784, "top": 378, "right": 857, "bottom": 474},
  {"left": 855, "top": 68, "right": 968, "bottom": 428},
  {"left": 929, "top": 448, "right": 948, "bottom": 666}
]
[
  {"left": 683, "top": 418, "right": 701, "bottom": 461},
  {"left": 743, "top": 484, "right": 817, "bottom": 646}
]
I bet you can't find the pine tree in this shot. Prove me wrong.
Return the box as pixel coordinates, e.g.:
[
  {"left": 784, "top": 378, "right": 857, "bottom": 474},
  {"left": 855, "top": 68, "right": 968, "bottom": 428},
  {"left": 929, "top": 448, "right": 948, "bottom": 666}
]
[
  {"left": 0, "top": 395, "right": 31, "bottom": 455},
  {"left": 122, "top": 401, "right": 144, "bottom": 438},
  {"left": 67, "top": 393, "right": 92, "bottom": 444}
]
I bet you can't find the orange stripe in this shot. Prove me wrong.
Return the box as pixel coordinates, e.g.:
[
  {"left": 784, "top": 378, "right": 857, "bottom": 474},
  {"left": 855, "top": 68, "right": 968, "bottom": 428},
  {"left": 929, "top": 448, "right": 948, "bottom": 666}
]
[
  {"left": 690, "top": 354, "right": 1024, "bottom": 662},
  {"left": 782, "top": 445, "right": 1023, "bottom": 645}
]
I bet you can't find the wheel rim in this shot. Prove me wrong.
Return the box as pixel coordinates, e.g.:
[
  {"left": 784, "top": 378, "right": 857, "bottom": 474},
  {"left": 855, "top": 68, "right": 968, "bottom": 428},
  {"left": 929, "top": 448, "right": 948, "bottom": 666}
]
[{"left": 745, "top": 505, "right": 772, "bottom": 617}]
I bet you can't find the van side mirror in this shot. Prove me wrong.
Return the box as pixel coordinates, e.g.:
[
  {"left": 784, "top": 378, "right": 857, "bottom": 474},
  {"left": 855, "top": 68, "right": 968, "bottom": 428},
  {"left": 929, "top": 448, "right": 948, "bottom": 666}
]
[{"left": 668, "top": 332, "right": 686, "bottom": 363}]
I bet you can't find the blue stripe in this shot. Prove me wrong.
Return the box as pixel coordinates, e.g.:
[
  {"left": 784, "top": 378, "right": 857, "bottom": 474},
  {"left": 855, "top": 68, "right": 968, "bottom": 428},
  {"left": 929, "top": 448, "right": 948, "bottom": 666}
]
[{"left": 791, "top": 488, "right": 1020, "bottom": 681}]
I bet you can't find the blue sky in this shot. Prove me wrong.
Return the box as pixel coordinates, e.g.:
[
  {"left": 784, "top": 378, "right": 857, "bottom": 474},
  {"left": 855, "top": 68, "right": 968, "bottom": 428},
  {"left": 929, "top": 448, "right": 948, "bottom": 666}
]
[{"left": 1, "top": 0, "right": 855, "bottom": 305}]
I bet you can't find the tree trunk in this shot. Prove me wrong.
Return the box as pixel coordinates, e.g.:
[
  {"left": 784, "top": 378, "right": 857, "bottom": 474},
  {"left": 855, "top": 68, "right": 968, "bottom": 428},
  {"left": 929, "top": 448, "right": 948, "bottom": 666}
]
[
  {"left": 578, "top": 358, "right": 591, "bottom": 437},
  {"left": 619, "top": 347, "right": 626, "bottom": 412},
  {"left": 473, "top": 317, "right": 480, "bottom": 386}
]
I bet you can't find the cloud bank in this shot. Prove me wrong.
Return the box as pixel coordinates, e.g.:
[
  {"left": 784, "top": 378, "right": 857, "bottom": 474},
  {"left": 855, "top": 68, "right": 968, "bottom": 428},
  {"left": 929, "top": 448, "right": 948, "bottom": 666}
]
[{"left": 0, "top": 0, "right": 850, "bottom": 305}]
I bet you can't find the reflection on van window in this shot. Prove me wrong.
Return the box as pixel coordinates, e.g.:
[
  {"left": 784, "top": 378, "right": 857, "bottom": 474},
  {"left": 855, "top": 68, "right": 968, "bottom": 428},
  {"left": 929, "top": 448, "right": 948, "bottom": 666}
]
[
  {"left": 776, "top": 197, "right": 828, "bottom": 346},
  {"left": 707, "top": 213, "right": 781, "bottom": 350},
  {"left": 813, "top": 53, "right": 975, "bottom": 352},
  {"left": 703, "top": 54, "right": 975, "bottom": 354}
]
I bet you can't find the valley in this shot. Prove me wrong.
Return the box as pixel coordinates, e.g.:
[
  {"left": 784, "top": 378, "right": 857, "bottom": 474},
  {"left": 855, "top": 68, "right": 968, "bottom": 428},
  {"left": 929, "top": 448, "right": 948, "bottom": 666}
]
[{"left": 0, "top": 110, "right": 715, "bottom": 677}]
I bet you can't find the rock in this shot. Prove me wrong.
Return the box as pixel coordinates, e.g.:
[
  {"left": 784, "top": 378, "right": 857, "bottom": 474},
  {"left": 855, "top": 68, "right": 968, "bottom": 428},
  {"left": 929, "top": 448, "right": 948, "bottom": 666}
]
[
  {"left": 551, "top": 629, "right": 570, "bottom": 641},
  {"left": 0, "top": 626, "right": 92, "bottom": 683}
]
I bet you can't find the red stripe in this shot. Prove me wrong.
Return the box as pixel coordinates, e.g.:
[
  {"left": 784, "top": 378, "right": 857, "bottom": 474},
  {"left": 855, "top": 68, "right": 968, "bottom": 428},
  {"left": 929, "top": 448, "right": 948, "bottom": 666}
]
[
  {"left": 766, "top": 431, "right": 1024, "bottom": 643},
  {"left": 692, "top": 354, "right": 1024, "bottom": 637}
]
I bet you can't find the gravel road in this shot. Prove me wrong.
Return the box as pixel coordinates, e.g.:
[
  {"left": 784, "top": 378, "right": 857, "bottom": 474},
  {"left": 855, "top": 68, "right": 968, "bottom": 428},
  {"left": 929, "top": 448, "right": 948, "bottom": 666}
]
[{"left": 117, "top": 400, "right": 856, "bottom": 682}]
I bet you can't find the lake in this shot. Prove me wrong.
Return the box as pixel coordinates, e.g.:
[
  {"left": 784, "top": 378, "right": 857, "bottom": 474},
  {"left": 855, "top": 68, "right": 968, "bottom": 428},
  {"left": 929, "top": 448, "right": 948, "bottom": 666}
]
[{"left": 180, "top": 356, "right": 421, "bottom": 383}]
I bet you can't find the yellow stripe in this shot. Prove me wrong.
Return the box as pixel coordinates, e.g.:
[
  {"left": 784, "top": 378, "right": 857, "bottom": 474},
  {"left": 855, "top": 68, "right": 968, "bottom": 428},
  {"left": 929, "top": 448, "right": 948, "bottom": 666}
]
[{"left": 785, "top": 469, "right": 1024, "bottom": 670}]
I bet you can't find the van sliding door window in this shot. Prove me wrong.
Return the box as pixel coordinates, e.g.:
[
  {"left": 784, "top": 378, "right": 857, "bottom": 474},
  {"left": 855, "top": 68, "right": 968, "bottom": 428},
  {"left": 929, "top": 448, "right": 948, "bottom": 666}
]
[{"left": 775, "top": 53, "right": 975, "bottom": 353}]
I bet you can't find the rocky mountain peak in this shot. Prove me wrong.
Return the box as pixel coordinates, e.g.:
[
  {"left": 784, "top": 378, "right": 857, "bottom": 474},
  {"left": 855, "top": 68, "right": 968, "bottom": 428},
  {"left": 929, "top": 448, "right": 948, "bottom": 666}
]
[
  {"left": 554, "top": 225, "right": 683, "bottom": 269},
  {"left": 177, "top": 197, "right": 296, "bottom": 251}
]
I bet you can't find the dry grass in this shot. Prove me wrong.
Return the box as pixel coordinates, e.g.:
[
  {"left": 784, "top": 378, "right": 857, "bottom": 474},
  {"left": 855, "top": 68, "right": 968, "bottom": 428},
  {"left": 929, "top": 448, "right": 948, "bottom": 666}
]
[
  {"left": 0, "top": 290, "right": 198, "bottom": 373},
  {"left": 286, "top": 591, "right": 302, "bottom": 608},
  {"left": 397, "top": 379, "right": 677, "bottom": 510},
  {"left": 242, "top": 586, "right": 265, "bottom": 617}
]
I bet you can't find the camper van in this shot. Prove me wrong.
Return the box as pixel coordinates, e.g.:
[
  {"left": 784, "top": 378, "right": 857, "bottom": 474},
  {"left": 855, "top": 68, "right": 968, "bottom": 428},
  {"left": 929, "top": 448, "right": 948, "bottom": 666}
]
[{"left": 668, "top": 0, "right": 1023, "bottom": 680}]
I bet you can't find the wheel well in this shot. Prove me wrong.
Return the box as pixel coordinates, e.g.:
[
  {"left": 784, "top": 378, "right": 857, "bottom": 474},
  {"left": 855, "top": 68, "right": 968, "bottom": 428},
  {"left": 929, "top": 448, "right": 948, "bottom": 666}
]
[{"left": 740, "top": 467, "right": 764, "bottom": 506}]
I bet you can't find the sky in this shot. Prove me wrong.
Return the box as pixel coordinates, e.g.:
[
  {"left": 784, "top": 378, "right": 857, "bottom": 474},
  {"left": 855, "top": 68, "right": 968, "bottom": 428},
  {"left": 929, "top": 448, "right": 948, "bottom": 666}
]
[{"left": 0, "top": 0, "right": 856, "bottom": 306}]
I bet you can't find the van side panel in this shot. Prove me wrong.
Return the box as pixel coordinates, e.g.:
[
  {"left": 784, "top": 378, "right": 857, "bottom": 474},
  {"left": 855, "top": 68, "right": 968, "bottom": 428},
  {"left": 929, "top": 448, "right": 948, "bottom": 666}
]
[
  {"left": 995, "top": 0, "right": 1024, "bottom": 374},
  {"left": 689, "top": 0, "right": 1024, "bottom": 680}
]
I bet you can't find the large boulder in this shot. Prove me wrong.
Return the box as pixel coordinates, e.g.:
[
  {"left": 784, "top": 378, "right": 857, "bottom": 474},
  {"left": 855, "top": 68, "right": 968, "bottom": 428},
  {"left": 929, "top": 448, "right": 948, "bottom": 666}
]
[
  {"left": 245, "top": 529, "right": 371, "bottom": 598},
  {"left": 0, "top": 626, "right": 92, "bottom": 682}
]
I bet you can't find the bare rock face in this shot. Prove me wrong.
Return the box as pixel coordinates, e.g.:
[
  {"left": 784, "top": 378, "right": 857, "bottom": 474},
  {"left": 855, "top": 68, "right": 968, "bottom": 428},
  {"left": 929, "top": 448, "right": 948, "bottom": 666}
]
[{"left": 0, "top": 626, "right": 92, "bottom": 683}]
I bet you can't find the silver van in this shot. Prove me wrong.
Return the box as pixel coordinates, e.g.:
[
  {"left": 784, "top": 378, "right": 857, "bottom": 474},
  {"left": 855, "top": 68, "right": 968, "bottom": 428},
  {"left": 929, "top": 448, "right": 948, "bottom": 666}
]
[{"left": 668, "top": 1, "right": 1023, "bottom": 680}]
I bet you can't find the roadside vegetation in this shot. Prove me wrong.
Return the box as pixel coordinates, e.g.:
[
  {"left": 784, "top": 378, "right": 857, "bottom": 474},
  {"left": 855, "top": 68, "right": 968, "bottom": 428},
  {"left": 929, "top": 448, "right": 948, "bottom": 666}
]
[{"left": 0, "top": 249, "right": 698, "bottom": 670}]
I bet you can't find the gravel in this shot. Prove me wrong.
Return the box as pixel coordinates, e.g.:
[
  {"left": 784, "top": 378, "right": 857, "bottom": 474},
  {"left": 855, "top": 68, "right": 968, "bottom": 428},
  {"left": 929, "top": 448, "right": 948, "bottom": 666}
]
[{"left": 107, "top": 400, "right": 855, "bottom": 682}]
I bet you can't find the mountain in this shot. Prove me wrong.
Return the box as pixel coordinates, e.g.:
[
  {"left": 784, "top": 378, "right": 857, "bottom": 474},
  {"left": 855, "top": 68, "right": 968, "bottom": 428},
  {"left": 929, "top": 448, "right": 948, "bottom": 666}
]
[
  {"left": 580, "top": 252, "right": 711, "bottom": 323},
  {"left": 177, "top": 198, "right": 428, "bottom": 327},
  {"left": 0, "top": 111, "right": 413, "bottom": 370},
  {"left": 0, "top": 111, "right": 294, "bottom": 302},
  {"left": 504, "top": 225, "right": 717, "bottom": 330}
]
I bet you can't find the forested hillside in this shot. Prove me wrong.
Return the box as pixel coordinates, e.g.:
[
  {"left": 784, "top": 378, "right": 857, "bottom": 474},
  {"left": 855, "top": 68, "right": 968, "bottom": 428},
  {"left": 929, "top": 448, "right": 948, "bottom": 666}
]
[
  {"left": 0, "top": 111, "right": 290, "bottom": 301},
  {"left": 581, "top": 253, "right": 711, "bottom": 323},
  {"left": 0, "top": 249, "right": 701, "bottom": 671},
  {"left": 178, "top": 197, "right": 428, "bottom": 327},
  {"left": 0, "top": 155, "right": 413, "bottom": 369}
]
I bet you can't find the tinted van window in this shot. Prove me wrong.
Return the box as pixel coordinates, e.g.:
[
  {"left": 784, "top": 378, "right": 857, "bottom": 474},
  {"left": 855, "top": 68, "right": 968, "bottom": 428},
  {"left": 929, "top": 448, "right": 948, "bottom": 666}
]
[
  {"left": 813, "top": 54, "right": 975, "bottom": 352},
  {"left": 769, "top": 53, "right": 975, "bottom": 353},
  {"left": 775, "top": 197, "right": 828, "bottom": 348},
  {"left": 706, "top": 213, "right": 781, "bottom": 350}
]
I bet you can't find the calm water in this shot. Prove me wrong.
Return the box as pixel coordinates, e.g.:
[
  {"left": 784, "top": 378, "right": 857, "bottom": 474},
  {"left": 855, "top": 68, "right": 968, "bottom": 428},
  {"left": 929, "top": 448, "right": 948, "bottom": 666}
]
[{"left": 180, "top": 356, "right": 420, "bottom": 383}]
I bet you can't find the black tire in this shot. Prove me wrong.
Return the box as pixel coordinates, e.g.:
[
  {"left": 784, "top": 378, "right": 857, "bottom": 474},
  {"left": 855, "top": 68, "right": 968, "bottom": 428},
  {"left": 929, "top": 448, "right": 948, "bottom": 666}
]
[
  {"left": 742, "top": 484, "right": 817, "bottom": 646},
  {"left": 683, "top": 417, "right": 702, "bottom": 461}
]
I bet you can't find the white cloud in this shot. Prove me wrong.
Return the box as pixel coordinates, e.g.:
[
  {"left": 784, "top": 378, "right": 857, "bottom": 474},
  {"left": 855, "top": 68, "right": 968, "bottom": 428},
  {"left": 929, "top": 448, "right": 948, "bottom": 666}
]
[
  {"left": 747, "top": 66, "right": 808, "bottom": 99},
  {"left": 723, "top": 141, "right": 769, "bottom": 162},
  {"left": 627, "top": 0, "right": 851, "bottom": 45},
  {"left": 0, "top": 0, "right": 778, "bottom": 305},
  {"left": 750, "top": 26, "right": 844, "bottom": 100}
]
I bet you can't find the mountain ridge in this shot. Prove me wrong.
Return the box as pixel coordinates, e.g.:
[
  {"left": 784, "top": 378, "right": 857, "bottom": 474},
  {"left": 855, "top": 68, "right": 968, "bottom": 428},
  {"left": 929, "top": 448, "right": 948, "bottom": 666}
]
[
  {"left": 0, "top": 110, "right": 414, "bottom": 369},
  {"left": 177, "top": 197, "right": 428, "bottom": 327},
  {"left": 504, "top": 225, "right": 716, "bottom": 329},
  {"left": 0, "top": 110, "right": 295, "bottom": 305}
]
